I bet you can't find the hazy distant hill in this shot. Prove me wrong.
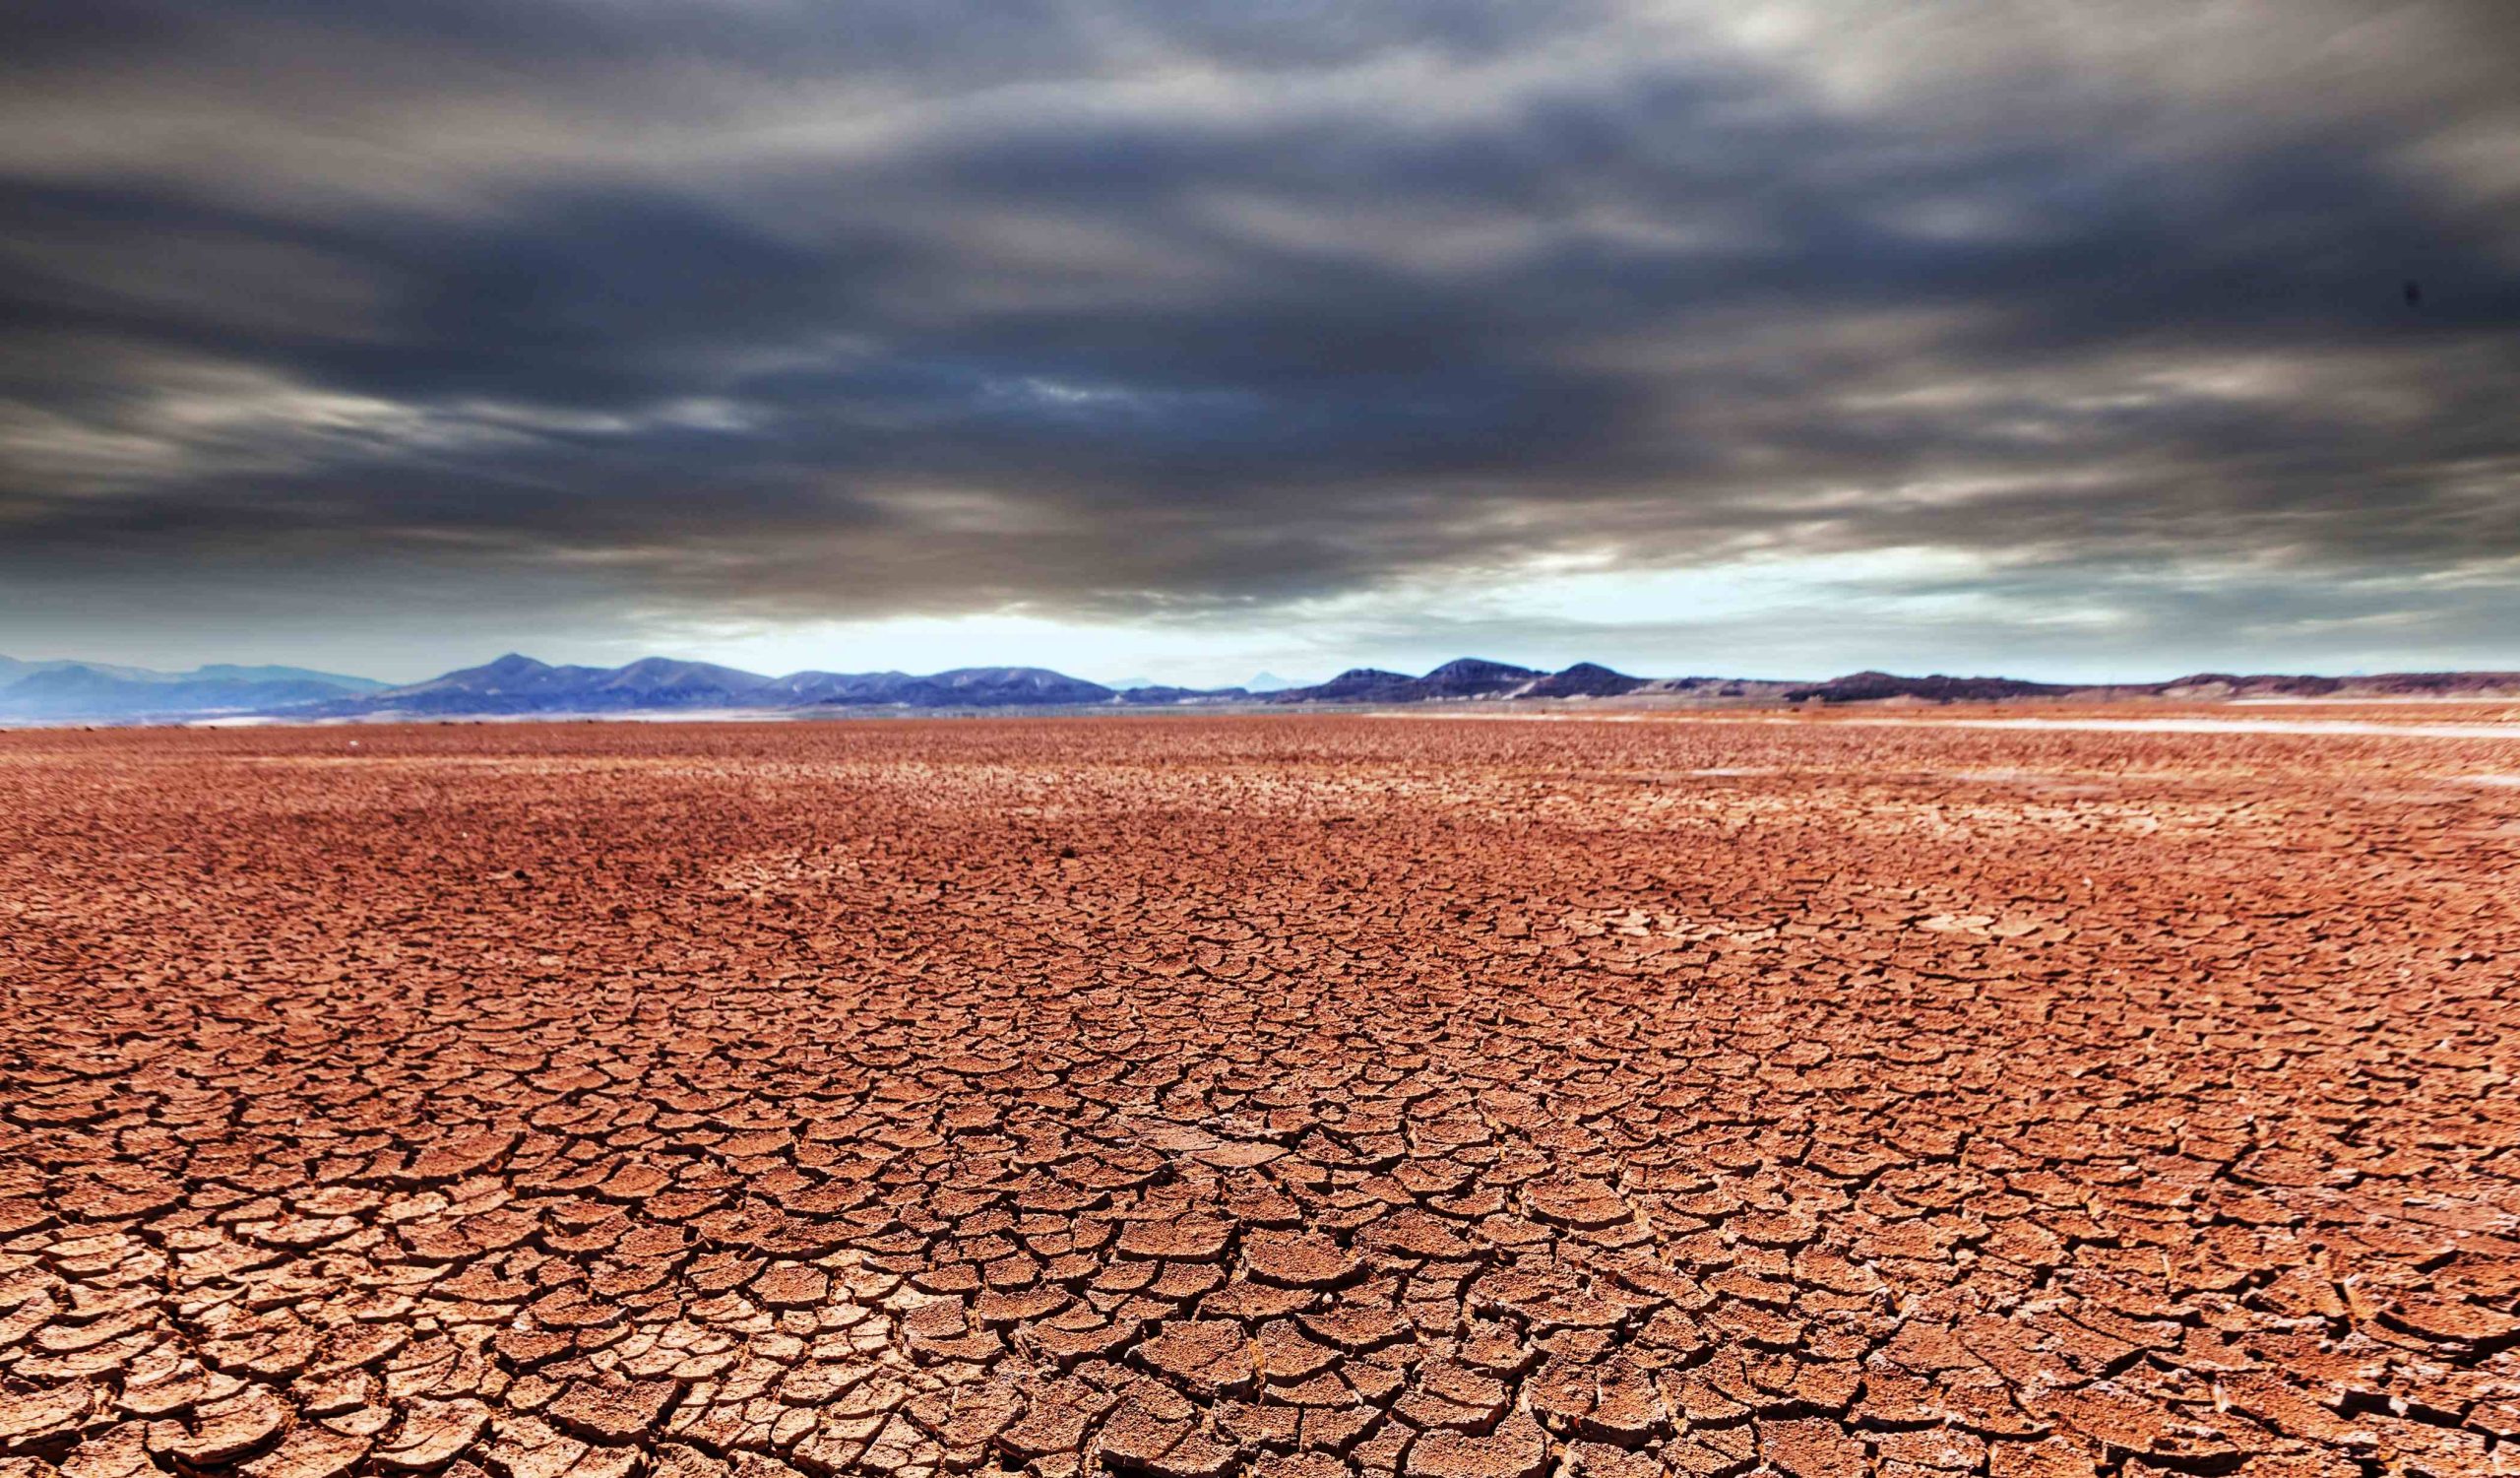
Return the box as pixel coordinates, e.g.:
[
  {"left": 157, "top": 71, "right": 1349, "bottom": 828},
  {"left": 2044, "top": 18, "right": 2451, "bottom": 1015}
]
[
  {"left": 1781, "top": 671, "right": 2074, "bottom": 704},
  {"left": 0, "top": 656, "right": 384, "bottom": 721},
  {"left": 918, "top": 668, "right": 1117, "bottom": 706},
  {"left": 1526, "top": 662, "right": 1654, "bottom": 698},
  {"left": 770, "top": 666, "right": 1117, "bottom": 709},
  {"left": 2152, "top": 671, "right": 2520, "bottom": 699},
  {"left": 1120, "top": 683, "right": 1250, "bottom": 705},
  {"left": 1274, "top": 668, "right": 1421, "bottom": 703},
  {"left": 328, "top": 656, "right": 1122, "bottom": 716},
  {"left": 1271, "top": 658, "right": 1651, "bottom": 703},
  {"left": 0, "top": 656, "right": 165, "bottom": 686},
  {"left": 1781, "top": 670, "right": 2520, "bottom": 704},
  {"left": 359, "top": 654, "right": 653, "bottom": 713}
]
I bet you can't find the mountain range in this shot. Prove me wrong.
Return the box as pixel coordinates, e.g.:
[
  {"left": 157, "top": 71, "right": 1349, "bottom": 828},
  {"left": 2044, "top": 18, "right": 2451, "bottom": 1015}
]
[
  {"left": 348, "top": 654, "right": 1131, "bottom": 716},
  {"left": 310, "top": 653, "right": 1776, "bottom": 716},
  {"left": 4, "top": 651, "right": 2515, "bottom": 725}
]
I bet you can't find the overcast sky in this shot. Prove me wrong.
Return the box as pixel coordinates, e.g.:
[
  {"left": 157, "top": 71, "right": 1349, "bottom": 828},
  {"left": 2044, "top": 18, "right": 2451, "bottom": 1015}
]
[{"left": 3, "top": 1, "right": 2515, "bottom": 684}]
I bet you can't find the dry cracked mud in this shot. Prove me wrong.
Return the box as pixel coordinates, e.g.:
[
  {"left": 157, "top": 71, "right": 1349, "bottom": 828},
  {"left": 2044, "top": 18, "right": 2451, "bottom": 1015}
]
[{"left": 4, "top": 716, "right": 2518, "bottom": 1478}]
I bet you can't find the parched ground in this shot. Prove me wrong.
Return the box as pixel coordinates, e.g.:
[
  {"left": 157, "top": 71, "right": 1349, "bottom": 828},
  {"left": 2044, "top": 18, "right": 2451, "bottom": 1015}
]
[{"left": 3, "top": 716, "right": 2518, "bottom": 1478}]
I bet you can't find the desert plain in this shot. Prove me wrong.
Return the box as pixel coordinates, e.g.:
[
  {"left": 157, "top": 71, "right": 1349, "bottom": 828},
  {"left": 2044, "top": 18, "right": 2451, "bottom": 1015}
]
[{"left": 3, "top": 713, "right": 2517, "bottom": 1478}]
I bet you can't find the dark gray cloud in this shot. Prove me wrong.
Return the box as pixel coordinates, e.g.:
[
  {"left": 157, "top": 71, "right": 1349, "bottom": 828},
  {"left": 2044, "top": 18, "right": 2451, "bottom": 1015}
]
[{"left": 2, "top": 0, "right": 2516, "bottom": 675}]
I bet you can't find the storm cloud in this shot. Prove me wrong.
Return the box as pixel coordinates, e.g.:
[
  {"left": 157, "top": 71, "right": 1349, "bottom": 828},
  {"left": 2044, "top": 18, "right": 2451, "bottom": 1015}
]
[{"left": 3, "top": 0, "right": 2516, "bottom": 678}]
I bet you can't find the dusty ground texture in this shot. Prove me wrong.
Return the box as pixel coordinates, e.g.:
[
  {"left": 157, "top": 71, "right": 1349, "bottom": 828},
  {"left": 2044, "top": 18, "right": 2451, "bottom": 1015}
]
[{"left": 4, "top": 717, "right": 2518, "bottom": 1478}]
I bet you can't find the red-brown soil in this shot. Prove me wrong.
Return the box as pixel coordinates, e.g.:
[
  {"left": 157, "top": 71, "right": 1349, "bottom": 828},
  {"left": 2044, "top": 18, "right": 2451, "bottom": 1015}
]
[{"left": 4, "top": 716, "right": 2517, "bottom": 1478}]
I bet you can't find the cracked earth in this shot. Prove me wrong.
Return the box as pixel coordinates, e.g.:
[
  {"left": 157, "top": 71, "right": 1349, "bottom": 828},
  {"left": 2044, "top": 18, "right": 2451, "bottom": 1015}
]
[{"left": 3, "top": 717, "right": 2517, "bottom": 1478}]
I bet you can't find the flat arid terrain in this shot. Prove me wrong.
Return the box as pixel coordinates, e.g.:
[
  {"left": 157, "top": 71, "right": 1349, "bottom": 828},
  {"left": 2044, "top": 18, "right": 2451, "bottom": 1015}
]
[{"left": 5, "top": 715, "right": 2518, "bottom": 1478}]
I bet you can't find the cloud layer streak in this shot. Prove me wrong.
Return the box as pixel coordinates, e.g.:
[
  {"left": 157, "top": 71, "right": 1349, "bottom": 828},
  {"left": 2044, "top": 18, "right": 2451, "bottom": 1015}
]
[{"left": 3, "top": 0, "right": 2516, "bottom": 676}]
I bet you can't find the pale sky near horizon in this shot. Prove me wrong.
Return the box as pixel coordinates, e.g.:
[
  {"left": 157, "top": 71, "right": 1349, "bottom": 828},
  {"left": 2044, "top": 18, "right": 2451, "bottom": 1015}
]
[{"left": 4, "top": 2, "right": 2516, "bottom": 686}]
